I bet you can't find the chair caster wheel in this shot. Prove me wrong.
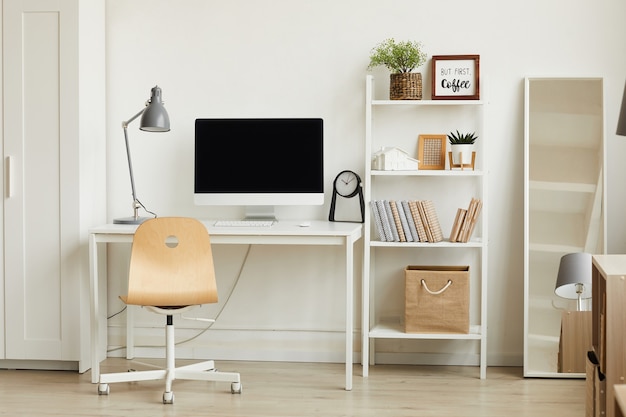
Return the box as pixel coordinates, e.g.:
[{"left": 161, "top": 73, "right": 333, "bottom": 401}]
[
  {"left": 98, "top": 383, "right": 110, "bottom": 395},
  {"left": 231, "top": 382, "right": 242, "bottom": 394},
  {"left": 163, "top": 391, "right": 174, "bottom": 404}
]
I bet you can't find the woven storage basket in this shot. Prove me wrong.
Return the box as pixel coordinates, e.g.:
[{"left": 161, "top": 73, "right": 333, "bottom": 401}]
[
  {"left": 404, "top": 265, "right": 469, "bottom": 333},
  {"left": 390, "top": 73, "right": 422, "bottom": 100}
]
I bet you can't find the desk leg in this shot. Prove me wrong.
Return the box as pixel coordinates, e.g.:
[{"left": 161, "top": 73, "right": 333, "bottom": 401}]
[
  {"left": 89, "top": 234, "right": 100, "bottom": 384},
  {"left": 345, "top": 239, "right": 353, "bottom": 391}
]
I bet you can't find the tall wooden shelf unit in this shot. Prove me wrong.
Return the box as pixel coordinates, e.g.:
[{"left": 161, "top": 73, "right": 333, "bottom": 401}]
[{"left": 362, "top": 75, "right": 488, "bottom": 379}]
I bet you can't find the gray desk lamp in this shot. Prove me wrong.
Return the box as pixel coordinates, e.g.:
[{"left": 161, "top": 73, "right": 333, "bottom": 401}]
[
  {"left": 618, "top": 80, "right": 626, "bottom": 136},
  {"left": 555, "top": 252, "right": 592, "bottom": 311},
  {"left": 114, "top": 85, "right": 170, "bottom": 225}
]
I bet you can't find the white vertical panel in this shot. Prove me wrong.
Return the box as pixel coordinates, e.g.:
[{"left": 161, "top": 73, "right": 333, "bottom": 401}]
[
  {"left": 76, "top": 0, "right": 107, "bottom": 371},
  {"left": 0, "top": 0, "right": 4, "bottom": 360},
  {"left": 3, "top": 0, "right": 104, "bottom": 366},
  {"left": 4, "top": 0, "right": 29, "bottom": 360},
  {"left": 4, "top": 1, "right": 64, "bottom": 360},
  {"left": 23, "top": 10, "right": 63, "bottom": 344}
]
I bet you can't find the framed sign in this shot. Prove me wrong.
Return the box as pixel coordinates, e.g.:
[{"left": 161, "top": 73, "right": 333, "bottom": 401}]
[
  {"left": 431, "top": 55, "right": 480, "bottom": 100},
  {"left": 417, "top": 134, "right": 446, "bottom": 170}
]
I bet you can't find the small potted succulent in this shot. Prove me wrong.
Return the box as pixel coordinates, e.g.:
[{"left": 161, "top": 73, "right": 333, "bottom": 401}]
[
  {"left": 367, "top": 38, "right": 427, "bottom": 100},
  {"left": 448, "top": 130, "right": 478, "bottom": 166}
]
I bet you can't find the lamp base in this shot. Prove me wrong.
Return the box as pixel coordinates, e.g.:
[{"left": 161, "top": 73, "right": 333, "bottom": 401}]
[
  {"left": 113, "top": 216, "right": 151, "bottom": 225},
  {"left": 558, "top": 310, "right": 592, "bottom": 373}
]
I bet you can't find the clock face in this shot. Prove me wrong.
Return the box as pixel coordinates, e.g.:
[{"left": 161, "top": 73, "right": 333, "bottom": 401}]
[{"left": 334, "top": 170, "right": 360, "bottom": 197}]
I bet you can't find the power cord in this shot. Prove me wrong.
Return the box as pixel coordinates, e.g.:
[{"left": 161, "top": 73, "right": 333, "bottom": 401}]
[
  {"left": 176, "top": 244, "right": 252, "bottom": 345},
  {"left": 136, "top": 198, "right": 157, "bottom": 219}
]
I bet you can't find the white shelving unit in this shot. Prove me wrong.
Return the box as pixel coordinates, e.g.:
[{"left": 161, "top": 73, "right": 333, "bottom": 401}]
[{"left": 362, "top": 75, "right": 488, "bottom": 379}]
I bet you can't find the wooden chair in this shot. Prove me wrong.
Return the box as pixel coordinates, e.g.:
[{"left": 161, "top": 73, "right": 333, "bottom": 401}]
[{"left": 97, "top": 217, "right": 242, "bottom": 404}]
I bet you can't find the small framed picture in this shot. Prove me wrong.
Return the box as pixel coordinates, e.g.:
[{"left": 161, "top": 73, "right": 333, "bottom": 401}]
[
  {"left": 431, "top": 55, "right": 480, "bottom": 100},
  {"left": 417, "top": 134, "right": 446, "bottom": 170}
]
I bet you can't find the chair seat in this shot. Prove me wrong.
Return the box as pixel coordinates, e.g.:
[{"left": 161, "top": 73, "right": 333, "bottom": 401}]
[
  {"left": 120, "top": 295, "right": 198, "bottom": 315},
  {"left": 146, "top": 305, "right": 198, "bottom": 316}
]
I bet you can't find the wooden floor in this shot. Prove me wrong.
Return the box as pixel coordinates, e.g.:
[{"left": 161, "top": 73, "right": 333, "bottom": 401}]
[{"left": 0, "top": 359, "right": 585, "bottom": 416}]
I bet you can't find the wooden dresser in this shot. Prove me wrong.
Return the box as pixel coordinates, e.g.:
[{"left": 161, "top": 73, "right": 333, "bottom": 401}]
[{"left": 590, "top": 255, "right": 626, "bottom": 417}]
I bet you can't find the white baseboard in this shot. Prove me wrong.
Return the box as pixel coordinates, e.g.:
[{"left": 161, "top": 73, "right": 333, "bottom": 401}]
[
  {"left": 0, "top": 359, "right": 78, "bottom": 371},
  {"left": 373, "top": 352, "right": 480, "bottom": 366},
  {"left": 106, "top": 325, "right": 523, "bottom": 367}
]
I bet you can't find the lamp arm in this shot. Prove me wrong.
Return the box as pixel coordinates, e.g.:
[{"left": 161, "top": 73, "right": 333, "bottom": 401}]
[
  {"left": 121, "top": 107, "right": 146, "bottom": 220},
  {"left": 122, "top": 108, "right": 146, "bottom": 129},
  {"left": 122, "top": 124, "right": 138, "bottom": 204}
]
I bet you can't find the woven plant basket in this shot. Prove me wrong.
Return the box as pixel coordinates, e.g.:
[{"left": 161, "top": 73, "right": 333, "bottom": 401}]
[{"left": 390, "top": 72, "right": 422, "bottom": 100}]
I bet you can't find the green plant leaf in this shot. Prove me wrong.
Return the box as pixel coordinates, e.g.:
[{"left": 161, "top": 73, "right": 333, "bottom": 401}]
[
  {"left": 447, "top": 130, "right": 478, "bottom": 144},
  {"left": 367, "top": 38, "right": 427, "bottom": 74}
]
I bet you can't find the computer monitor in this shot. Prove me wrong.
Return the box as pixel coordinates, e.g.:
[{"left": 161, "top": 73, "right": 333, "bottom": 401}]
[{"left": 194, "top": 118, "right": 324, "bottom": 219}]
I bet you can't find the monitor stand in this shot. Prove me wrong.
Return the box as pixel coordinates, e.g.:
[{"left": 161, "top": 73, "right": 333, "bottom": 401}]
[{"left": 243, "top": 205, "right": 277, "bottom": 221}]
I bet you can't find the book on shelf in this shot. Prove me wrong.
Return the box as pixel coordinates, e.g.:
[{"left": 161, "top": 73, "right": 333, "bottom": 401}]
[
  {"left": 420, "top": 200, "right": 444, "bottom": 243},
  {"left": 370, "top": 199, "right": 446, "bottom": 244},
  {"left": 452, "top": 198, "right": 483, "bottom": 243},
  {"left": 416, "top": 201, "right": 434, "bottom": 242},
  {"left": 401, "top": 201, "right": 418, "bottom": 242},
  {"left": 395, "top": 201, "right": 415, "bottom": 242},
  {"left": 389, "top": 201, "right": 406, "bottom": 242},
  {"left": 383, "top": 200, "right": 400, "bottom": 242},
  {"left": 408, "top": 200, "right": 428, "bottom": 242},
  {"left": 375, "top": 200, "right": 393, "bottom": 242},
  {"left": 370, "top": 200, "right": 387, "bottom": 241},
  {"left": 449, "top": 208, "right": 467, "bottom": 242},
  {"left": 464, "top": 198, "right": 482, "bottom": 242}
]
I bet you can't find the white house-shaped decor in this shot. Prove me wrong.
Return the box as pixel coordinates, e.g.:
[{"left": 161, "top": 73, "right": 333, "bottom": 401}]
[{"left": 372, "top": 147, "right": 419, "bottom": 171}]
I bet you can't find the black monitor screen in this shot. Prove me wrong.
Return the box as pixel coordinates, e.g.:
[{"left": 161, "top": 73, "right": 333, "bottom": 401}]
[{"left": 194, "top": 118, "right": 324, "bottom": 206}]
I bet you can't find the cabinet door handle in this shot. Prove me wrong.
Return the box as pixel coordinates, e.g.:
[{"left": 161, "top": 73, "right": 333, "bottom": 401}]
[{"left": 5, "top": 155, "right": 13, "bottom": 198}]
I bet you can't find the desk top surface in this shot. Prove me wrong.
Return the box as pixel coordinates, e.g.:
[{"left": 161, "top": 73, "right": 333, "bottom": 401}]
[{"left": 90, "top": 219, "right": 363, "bottom": 240}]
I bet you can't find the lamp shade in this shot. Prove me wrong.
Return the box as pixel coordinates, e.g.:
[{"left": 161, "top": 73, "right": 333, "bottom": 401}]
[
  {"left": 618, "top": 80, "right": 626, "bottom": 136},
  {"left": 555, "top": 252, "right": 592, "bottom": 299},
  {"left": 140, "top": 85, "right": 170, "bottom": 132}
]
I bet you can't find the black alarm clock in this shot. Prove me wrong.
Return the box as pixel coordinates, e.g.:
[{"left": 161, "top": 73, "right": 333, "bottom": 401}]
[{"left": 329, "top": 170, "right": 364, "bottom": 223}]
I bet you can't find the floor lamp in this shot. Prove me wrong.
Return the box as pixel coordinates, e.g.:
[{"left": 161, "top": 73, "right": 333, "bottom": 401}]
[{"left": 114, "top": 85, "right": 170, "bottom": 225}]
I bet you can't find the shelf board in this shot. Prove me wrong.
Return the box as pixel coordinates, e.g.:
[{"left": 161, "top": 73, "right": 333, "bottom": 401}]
[
  {"left": 529, "top": 180, "right": 596, "bottom": 193},
  {"left": 529, "top": 242, "right": 583, "bottom": 253},
  {"left": 370, "top": 239, "right": 483, "bottom": 248},
  {"left": 527, "top": 333, "right": 560, "bottom": 343},
  {"left": 371, "top": 169, "right": 484, "bottom": 177},
  {"left": 371, "top": 99, "right": 485, "bottom": 106},
  {"left": 370, "top": 320, "right": 483, "bottom": 340}
]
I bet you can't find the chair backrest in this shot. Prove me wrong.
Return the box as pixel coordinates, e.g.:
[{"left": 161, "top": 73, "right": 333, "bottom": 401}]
[{"left": 124, "top": 217, "right": 218, "bottom": 307}]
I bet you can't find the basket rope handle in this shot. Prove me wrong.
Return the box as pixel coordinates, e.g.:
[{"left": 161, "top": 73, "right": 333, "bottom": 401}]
[{"left": 420, "top": 279, "right": 453, "bottom": 295}]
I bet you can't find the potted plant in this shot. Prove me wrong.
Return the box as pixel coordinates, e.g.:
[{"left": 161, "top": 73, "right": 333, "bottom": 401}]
[
  {"left": 448, "top": 130, "right": 478, "bottom": 166},
  {"left": 368, "top": 38, "right": 427, "bottom": 100}
]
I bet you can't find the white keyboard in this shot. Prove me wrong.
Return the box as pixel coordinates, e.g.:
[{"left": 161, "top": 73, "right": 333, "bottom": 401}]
[{"left": 213, "top": 219, "right": 275, "bottom": 227}]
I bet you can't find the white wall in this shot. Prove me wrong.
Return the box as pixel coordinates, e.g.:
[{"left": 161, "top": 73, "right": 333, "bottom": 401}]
[{"left": 104, "top": 0, "right": 626, "bottom": 366}]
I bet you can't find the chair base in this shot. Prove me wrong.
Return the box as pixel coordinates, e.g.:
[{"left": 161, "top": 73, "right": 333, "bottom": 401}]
[
  {"left": 98, "top": 360, "right": 242, "bottom": 403},
  {"left": 97, "top": 315, "right": 242, "bottom": 404}
]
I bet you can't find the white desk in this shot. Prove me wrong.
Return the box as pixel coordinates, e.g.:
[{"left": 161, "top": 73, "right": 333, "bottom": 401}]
[{"left": 88, "top": 220, "right": 362, "bottom": 390}]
